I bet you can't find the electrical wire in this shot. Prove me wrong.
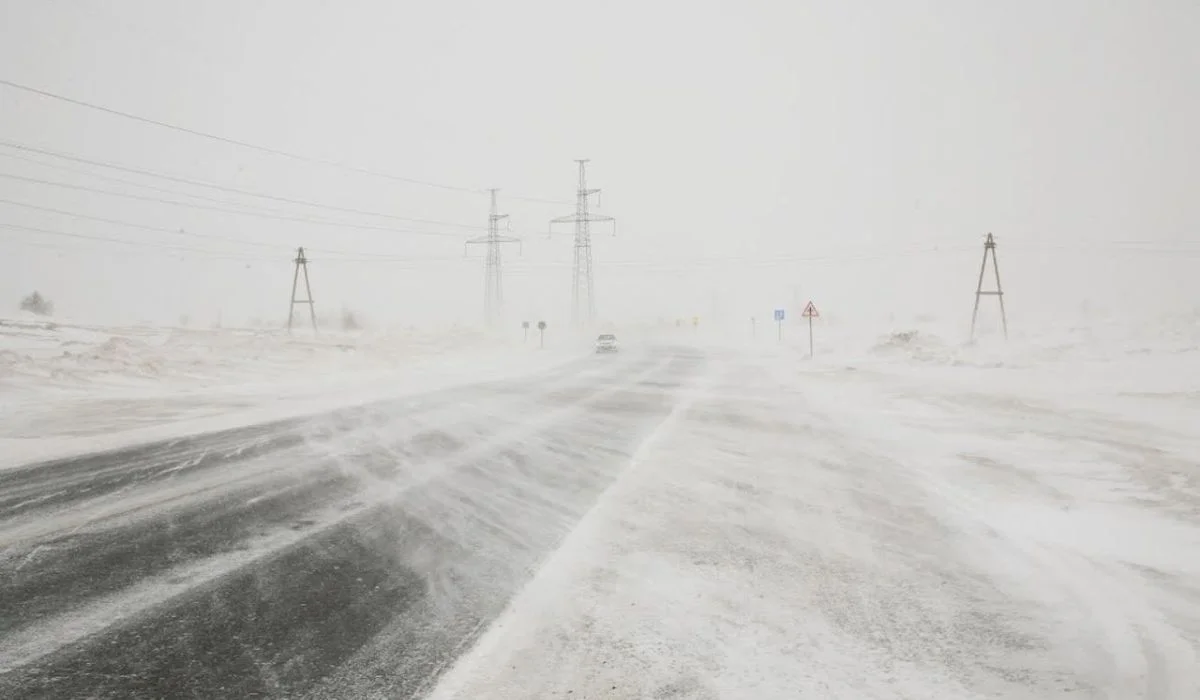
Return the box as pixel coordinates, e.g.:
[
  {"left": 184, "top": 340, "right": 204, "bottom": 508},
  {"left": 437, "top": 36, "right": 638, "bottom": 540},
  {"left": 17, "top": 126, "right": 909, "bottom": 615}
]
[
  {"left": 0, "top": 222, "right": 283, "bottom": 260},
  {"left": 0, "top": 172, "right": 475, "bottom": 238},
  {"left": 0, "top": 197, "right": 430, "bottom": 257},
  {"left": 0, "top": 77, "right": 571, "bottom": 205},
  {"left": 0, "top": 150, "right": 289, "bottom": 216},
  {"left": 0, "top": 197, "right": 293, "bottom": 250},
  {"left": 0, "top": 220, "right": 471, "bottom": 264},
  {"left": 13, "top": 223, "right": 1189, "bottom": 278},
  {"left": 1006, "top": 242, "right": 1200, "bottom": 254},
  {"left": 0, "top": 141, "right": 497, "bottom": 228},
  {"left": 1, "top": 150, "right": 556, "bottom": 238},
  {"left": 0, "top": 77, "right": 479, "bottom": 193}
]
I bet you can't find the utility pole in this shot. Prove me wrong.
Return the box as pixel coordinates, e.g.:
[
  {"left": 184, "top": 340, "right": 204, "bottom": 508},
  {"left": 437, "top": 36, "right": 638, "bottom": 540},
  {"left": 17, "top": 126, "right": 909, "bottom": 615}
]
[
  {"left": 970, "top": 233, "right": 1008, "bottom": 341},
  {"left": 287, "top": 246, "right": 317, "bottom": 334},
  {"left": 466, "top": 189, "right": 520, "bottom": 328},
  {"left": 550, "top": 159, "right": 615, "bottom": 326}
]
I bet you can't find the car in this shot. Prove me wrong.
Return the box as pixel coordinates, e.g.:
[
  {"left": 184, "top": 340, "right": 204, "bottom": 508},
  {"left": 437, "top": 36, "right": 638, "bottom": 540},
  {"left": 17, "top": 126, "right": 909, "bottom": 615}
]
[{"left": 595, "top": 334, "right": 618, "bottom": 353}]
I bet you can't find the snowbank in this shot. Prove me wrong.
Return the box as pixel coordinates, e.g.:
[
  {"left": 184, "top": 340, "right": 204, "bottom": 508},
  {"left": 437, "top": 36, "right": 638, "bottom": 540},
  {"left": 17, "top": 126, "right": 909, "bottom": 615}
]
[
  {"left": 0, "top": 317, "right": 587, "bottom": 468},
  {"left": 0, "top": 318, "right": 495, "bottom": 390}
]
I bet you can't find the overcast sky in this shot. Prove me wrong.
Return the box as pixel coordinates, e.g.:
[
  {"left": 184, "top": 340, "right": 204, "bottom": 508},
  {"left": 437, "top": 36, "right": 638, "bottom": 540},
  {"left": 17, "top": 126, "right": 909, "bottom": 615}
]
[{"left": 0, "top": 0, "right": 1196, "bottom": 331}]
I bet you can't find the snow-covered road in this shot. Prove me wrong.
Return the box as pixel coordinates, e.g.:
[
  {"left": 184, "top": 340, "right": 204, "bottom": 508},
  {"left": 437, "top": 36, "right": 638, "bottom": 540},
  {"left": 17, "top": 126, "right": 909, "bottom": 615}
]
[
  {"left": 2, "top": 338, "right": 1198, "bottom": 699},
  {"left": 0, "top": 347, "right": 704, "bottom": 698},
  {"left": 432, "top": 347, "right": 1200, "bottom": 700}
]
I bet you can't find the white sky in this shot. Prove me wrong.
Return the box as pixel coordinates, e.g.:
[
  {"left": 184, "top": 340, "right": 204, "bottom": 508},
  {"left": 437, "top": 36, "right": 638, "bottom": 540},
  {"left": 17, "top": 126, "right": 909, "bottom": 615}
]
[{"left": 0, "top": 0, "right": 1196, "bottom": 331}]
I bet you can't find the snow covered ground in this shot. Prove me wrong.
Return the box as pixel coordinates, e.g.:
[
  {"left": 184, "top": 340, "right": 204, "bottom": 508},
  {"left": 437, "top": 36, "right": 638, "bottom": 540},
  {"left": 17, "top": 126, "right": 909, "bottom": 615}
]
[
  {"left": 3, "top": 310, "right": 1199, "bottom": 697},
  {"left": 431, "top": 314, "right": 1200, "bottom": 699},
  {"left": 0, "top": 315, "right": 586, "bottom": 468}
]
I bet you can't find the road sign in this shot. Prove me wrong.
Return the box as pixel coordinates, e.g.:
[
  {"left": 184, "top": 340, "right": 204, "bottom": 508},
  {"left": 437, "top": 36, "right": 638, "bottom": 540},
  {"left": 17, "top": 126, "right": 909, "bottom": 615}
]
[
  {"left": 537, "top": 320, "right": 546, "bottom": 330},
  {"left": 802, "top": 301, "right": 818, "bottom": 357},
  {"left": 537, "top": 320, "right": 546, "bottom": 348},
  {"left": 522, "top": 321, "right": 530, "bottom": 328},
  {"left": 774, "top": 309, "right": 785, "bottom": 322}
]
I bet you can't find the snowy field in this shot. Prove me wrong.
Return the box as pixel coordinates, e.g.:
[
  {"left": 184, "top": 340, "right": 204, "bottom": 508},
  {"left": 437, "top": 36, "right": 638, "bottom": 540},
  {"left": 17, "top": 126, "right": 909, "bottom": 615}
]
[{"left": 0, "top": 315, "right": 585, "bottom": 467}]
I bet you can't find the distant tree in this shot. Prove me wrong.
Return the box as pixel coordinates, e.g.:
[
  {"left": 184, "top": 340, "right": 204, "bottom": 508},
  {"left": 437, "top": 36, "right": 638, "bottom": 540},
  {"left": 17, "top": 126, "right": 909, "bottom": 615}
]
[{"left": 19, "top": 291, "right": 54, "bottom": 316}]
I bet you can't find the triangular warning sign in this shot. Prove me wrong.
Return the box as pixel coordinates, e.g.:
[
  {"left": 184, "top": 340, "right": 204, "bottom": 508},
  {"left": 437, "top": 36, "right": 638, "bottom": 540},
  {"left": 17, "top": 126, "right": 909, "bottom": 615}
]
[{"left": 802, "top": 301, "right": 820, "bottom": 318}]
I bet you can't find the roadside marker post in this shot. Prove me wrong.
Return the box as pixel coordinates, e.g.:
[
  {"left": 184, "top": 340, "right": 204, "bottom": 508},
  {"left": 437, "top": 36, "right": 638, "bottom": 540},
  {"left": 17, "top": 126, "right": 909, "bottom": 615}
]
[
  {"left": 537, "top": 320, "right": 546, "bottom": 348},
  {"left": 801, "top": 301, "right": 820, "bottom": 357},
  {"left": 774, "top": 309, "right": 785, "bottom": 341}
]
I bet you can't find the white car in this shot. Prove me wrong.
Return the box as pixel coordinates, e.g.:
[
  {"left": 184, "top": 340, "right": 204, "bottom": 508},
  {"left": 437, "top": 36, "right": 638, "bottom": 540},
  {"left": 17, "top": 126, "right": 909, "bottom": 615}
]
[{"left": 595, "top": 334, "right": 618, "bottom": 353}]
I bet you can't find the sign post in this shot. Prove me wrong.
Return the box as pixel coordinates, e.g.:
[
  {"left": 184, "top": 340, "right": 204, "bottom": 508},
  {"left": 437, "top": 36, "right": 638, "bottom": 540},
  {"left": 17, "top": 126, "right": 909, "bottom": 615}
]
[
  {"left": 522, "top": 320, "right": 530, "bottom": 343},
  {"left": 750, "top": 316, "right": 756, "bottom": 338},
  {"left": 537, "top": 320, "right": 546, "bottom": 348},
  {"left": 774, "top": 309, "right": 785, "bottom": 341},
  {"left": 801, "top": 301, "right": 820, "bottom": 357}
]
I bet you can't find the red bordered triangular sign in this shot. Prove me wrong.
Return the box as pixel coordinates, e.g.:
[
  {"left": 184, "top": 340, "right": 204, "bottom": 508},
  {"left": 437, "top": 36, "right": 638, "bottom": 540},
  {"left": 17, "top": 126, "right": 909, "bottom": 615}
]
[{"left": 802, "top": 301, "right": 820, "bottom": 318}]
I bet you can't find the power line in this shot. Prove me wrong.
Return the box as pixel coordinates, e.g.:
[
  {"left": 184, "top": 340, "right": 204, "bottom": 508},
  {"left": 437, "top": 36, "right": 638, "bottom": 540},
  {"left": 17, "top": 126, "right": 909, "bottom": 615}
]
[
  {"left": 1006, "top": 242, "right": 1200, "bottom": 255},
  {"left": 0, "top": 77, "right": 571, "bottom": 205},
  {"left": 0, "top": 219, "right": 472, "bottom": 264},
  {"left": 0, "top": 196, "right": 290, "bottom": 250},
  {"left": 327, "top": 246, "right": 981, "bottom": 269},
  {"left": 0, "top": 77, "right": 479, "bottom": 194},
  {"left": 0, "top": 234, "right": 226, "bottom": 260},
  {"left": 0, "top": 150, "right": 284, "bottom": 216},
  {"left": 499, "top": 247, "right": 977, "bottom": 273},
  {"left": 0, "top": 171, "right": 472, "bottom": 239},
  {"left": 0, "top": 222, "right": 281, "bottom": 260},
  {"left": 506, "top": 193, "right": 574, "bottom": 206},
  {"left": 0, "top": 141, "right": 497, "bottom": 229},
  {"left": 306, "top": 254, "right": 466, "bottom": 264},
  {"left": 3, "top": 149, "right": 546, "bottom": 234},
  {"left": 0, "top": 196, "right": 418, "bottom": 257},
  {"left": 0, "top": 220, "right": 477, "bottom": 265},
  {"left": 0, "top": 200, "right": 483, "bottom": 260}
]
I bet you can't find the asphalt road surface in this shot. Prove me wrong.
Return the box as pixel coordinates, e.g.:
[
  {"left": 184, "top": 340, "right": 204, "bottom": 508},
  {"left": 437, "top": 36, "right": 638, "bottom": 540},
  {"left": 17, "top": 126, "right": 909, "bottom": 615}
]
[{"left": 0, "top": 348, "right": 705, "bottom": 699}]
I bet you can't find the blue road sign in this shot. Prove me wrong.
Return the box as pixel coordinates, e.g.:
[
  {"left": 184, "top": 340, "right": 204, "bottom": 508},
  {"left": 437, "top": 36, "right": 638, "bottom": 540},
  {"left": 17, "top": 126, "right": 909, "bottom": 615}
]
[{"left": 774, "top": 309, "right": 785, "bottom": 322}]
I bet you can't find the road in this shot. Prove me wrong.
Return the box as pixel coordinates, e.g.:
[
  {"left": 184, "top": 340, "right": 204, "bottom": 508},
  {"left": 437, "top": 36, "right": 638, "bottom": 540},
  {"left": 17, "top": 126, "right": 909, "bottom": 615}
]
[
  {"left": 0, "top": 347, "right": 706, "bottom": 699},
  {"left": 5, "top": 343, "right": 1200, "bottom": 699}
]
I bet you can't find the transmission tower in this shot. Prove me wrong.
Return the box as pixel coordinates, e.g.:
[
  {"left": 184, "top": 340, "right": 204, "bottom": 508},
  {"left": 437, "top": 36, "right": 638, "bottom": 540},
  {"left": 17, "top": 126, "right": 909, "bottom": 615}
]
[
  {"left": 287, "top": 246, "right": 318, "bottom": 333},
  {"left": 970, "top": 233, "right": 1008, "bottom": 341},
  {"left": 549, "top": 159, "right": 615, "bottom": 326},
  {"left": 466, "top": 189, "right": 520, "bottom": 327}
]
